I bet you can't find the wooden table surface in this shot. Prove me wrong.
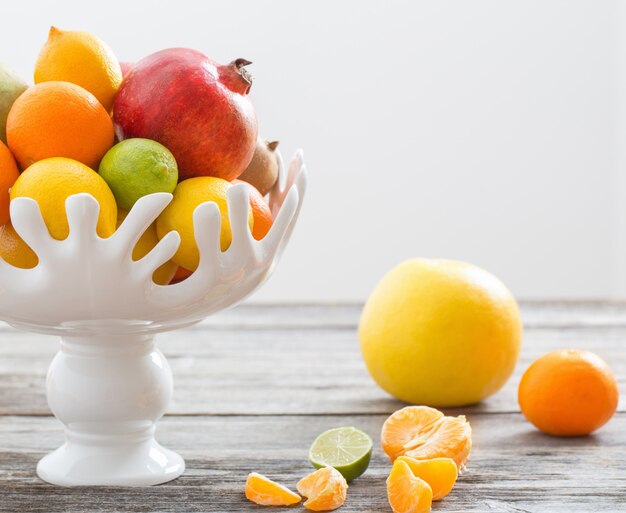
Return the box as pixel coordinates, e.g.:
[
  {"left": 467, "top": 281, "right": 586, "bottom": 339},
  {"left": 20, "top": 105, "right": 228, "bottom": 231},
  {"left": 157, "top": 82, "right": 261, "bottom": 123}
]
[{"left": 0, "top": 301, "right": 624, "bottom": 512}]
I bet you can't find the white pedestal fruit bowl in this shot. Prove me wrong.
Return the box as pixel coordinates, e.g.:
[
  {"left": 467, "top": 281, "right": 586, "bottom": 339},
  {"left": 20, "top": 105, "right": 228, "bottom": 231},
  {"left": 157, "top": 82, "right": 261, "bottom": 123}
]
[{"left": 0, "top": 150, "right": 306, "bottom": 486}]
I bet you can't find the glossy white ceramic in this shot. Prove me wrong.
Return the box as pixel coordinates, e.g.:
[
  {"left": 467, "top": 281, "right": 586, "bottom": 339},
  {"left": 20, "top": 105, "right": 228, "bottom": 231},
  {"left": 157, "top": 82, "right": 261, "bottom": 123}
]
[{"left": 0, "top": 150, "right": 306, "bottom": 486}]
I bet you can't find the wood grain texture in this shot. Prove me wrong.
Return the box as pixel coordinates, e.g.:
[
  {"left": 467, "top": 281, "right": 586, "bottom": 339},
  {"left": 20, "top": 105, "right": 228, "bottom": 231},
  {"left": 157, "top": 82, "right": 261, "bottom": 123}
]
[
  {"left": 0, "top": 302, "right": 625, "bottom": 512},
  {"left": 1, "top": 413, "right": 624, "bottom": 513},
  {"left": 0, "top": 302, "right": 624, "bottom": 416}
]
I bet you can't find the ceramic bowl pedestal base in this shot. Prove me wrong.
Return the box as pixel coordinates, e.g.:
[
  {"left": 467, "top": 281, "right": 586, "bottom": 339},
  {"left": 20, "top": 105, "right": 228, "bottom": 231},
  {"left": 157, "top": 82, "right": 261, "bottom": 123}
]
[{"left": 36, "top": 333, "right": 184, "bottom": 486}]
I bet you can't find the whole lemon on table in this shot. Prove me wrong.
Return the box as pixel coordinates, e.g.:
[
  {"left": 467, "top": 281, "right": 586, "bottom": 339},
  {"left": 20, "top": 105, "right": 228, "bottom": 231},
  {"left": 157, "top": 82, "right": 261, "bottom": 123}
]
[{"left": 359, "top": 259, "right": 522, "bottom": 407}]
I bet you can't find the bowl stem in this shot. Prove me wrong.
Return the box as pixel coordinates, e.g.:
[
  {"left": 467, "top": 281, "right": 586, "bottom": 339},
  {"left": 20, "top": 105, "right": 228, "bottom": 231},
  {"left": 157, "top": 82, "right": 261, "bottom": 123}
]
[{"left": 37, "top": 331, "right": 184, "bottom": 486}]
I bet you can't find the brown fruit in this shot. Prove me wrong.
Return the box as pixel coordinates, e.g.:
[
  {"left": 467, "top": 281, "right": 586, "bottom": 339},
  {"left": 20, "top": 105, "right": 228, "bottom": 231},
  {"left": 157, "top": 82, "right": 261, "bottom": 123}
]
[{"left": 237, "top": 139, "right": 279, "bottom": 196}]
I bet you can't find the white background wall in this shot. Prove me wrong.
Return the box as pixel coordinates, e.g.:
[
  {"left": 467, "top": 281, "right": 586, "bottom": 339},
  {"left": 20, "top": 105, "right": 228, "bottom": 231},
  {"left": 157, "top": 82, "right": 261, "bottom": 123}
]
[{"left": 1, "top": 0, "right": 624, "bottom": 302}]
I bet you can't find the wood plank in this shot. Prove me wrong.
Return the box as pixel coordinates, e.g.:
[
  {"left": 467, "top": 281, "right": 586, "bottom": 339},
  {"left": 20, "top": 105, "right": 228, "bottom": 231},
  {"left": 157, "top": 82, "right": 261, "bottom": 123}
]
[
  {"left": 174, "top": 300, "right": 626, "bottom": 329},
  {"left": 0, "top": 412, "right": 624, "bottom": 513},
  {"left": 0, "top": 322, "right": 624, "bottom": 416},
  {"left": 3, "top": 301, "right": 626, "bottom": 333}
]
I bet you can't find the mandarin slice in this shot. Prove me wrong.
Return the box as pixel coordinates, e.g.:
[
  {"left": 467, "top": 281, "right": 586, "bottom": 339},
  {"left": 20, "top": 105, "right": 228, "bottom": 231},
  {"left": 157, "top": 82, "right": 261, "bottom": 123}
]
[
  {"left": 381, "top": 406, "right": 472, "bottom": 468},
  {"left": 297, "top": 466, "right": 348, "bottom": 511},
  {"left": 396, "top": 456, "right": 457, "bottom": 500},
  {"left": 245, "top": 472, "right": 301, "bottom": 506},
  {"left": 387, "top": 459, "right": 433, "bottom": 513}
]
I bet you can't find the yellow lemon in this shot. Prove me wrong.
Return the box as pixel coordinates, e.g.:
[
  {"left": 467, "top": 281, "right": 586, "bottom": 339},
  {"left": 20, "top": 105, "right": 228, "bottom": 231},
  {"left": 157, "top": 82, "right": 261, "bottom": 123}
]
[
  {"left": 359, "top": 259, "right": 522, "bottom": 407},
  {"left": 156, "top": 177, "right": 253, "bottom": 271},
  {"left": 34, "top": 26, "right": 122, "bottom": 111},
  {"left": 117, "top": 211, "right": 177, "bottom": 285},
  {"left": 10, "top": 157, "right": 117, "bottom": 240}
]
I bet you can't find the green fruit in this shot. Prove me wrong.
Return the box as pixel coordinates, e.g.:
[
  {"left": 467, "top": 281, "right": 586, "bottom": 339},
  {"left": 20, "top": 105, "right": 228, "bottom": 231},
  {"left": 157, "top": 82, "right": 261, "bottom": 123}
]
[
  {"left": 0, "top": 62, "right": 28, "bottom": 144},
  {"left": 308, "top": 426, "right": 372, "bottom": 482},
  {"left": 99, "top": 138, "right": 178, "bottom": 210}
]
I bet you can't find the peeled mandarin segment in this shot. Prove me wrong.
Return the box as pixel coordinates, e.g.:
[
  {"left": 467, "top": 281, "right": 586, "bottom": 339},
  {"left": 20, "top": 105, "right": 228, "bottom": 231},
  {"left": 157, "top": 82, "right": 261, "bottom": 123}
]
[
  {"left": 381, "top": 406, "right": 443, "bottom": 461},
  {"left": 296, "top": 465, "right": 347, "bottom": 498},
  {"left": 396, "top": 456, "right": 458, "bottom": 501},
  {"left": 296, "top": 466, "right": 348, "bottom": 512},
  {"left": 404, "top": 416, "right": 472, "bottom": 469},
  {"left": 387, "top": 459, "right": 433, "bottom": 513},
  {"left": 297, "top": 467, "right": 326, "bottom": 498},
  {"left": 381, "top": 406, "right": 472, "bottom": 468},
  {"left": 245, "top": 472, "right": 301, "bottom": 506}
]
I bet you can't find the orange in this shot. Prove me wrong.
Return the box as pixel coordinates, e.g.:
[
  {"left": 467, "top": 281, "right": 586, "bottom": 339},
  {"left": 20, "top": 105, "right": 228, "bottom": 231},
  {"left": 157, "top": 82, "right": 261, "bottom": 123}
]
[
  {"left": 518, "top": 349, "right": 619, "bottom": 436},
  {"left": 170, "top": 266, "right": 193, "bottom": 284},
  {"left": 386, "top": 459, "right": 432, "bottom": 513},
  {"left": 234, "top": 179, "right": 273, "bottom": 240},
  {"left": 6, "top": 81, "right": 114, "bottom": 170},
  {"left": 35, "top": 27, "right": 123, "bottom": 111},
  {"left": 381, "top": 406, "right": 472, "bottom": 468},
  {"left": 10, "top": 157, "right": 117, "bottom": 240},
  {"left": 0, "top": 223, "right": 38, "bottom": 268},
  {"left": 155, "top": 177, "right": 253, "bottom": 271},
  {"left": 117, "top": 211, "right": 177, "bottom": 285},
  {"left": 396, "top": 457, "right": 457, "bottom": 501},
  {"left": 296, "top": 466, "right": 348, "bottom": 512},
  {"left": 0, "top": 141, "right": 19, "bottom": 226},
  {"left": 245, "top": 472, "right": 301, "bottom": 506}
]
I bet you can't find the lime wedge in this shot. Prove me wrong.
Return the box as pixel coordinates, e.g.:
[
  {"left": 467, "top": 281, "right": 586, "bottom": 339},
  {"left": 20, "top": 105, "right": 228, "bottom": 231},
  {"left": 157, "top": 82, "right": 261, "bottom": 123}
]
[{"left": 308, "top": 426, "right": 373, "bottom": 482}]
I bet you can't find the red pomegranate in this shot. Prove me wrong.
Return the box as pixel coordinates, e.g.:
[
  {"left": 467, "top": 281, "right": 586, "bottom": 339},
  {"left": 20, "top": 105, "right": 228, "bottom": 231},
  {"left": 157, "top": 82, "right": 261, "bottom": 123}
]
[{"left": 113, "top": 48, "right": 258, "bottom": 181}]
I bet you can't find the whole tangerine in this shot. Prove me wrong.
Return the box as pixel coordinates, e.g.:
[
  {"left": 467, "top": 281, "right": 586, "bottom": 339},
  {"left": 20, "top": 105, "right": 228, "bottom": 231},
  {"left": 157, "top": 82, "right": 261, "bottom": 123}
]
[
  {"left": 6, "top": 81, "right": 114, "bottom": 170},
  {"left": 0, "top": 141, "right": 19, "bottom": 226},
  {"left": 518, "top": 349, "right": 619, "bottom": 436}
]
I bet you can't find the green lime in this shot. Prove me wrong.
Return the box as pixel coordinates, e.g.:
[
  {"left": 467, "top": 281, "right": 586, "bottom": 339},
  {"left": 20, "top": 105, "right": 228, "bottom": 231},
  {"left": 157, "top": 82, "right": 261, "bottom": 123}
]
[
  {"left": 308, "top": 426, "right": 373, "bottom": 482},
  {"left": 98, "top": 138, "right": 178, "bottom": 210}
]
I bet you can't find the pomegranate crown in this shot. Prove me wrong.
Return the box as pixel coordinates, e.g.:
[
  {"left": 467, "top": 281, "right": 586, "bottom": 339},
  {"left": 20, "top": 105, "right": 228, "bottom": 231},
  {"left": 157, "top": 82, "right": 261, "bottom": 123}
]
[{"left": 219, "top": 58, "right": 253, "bottom": 95}]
